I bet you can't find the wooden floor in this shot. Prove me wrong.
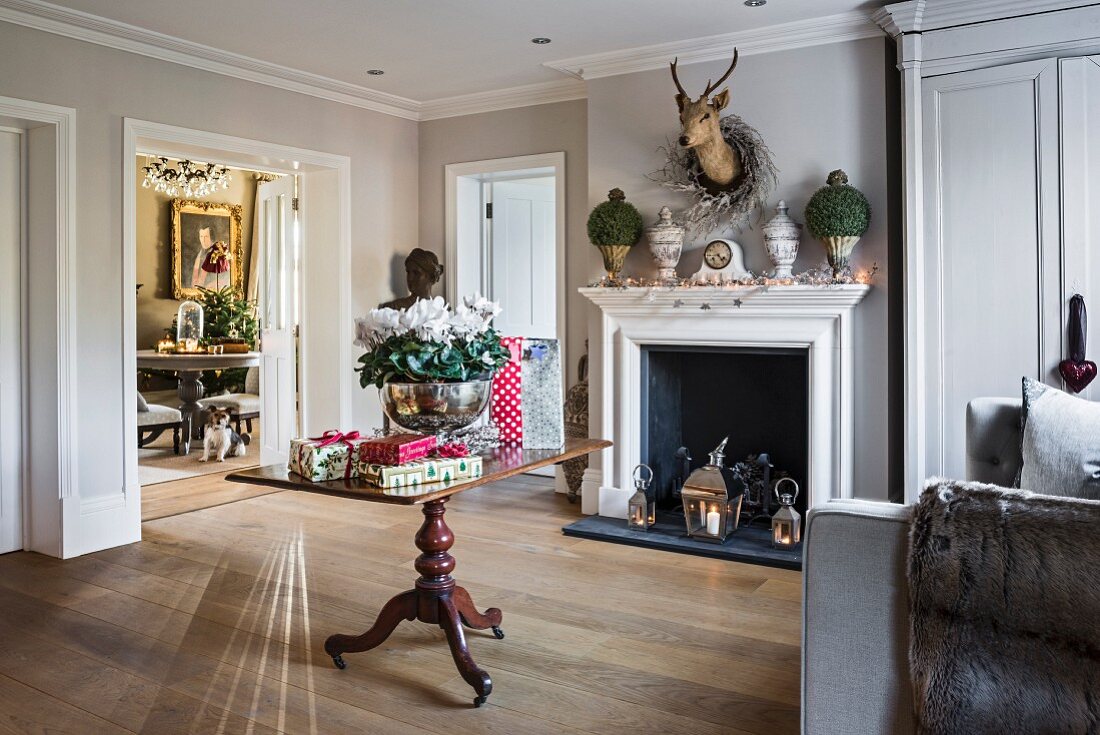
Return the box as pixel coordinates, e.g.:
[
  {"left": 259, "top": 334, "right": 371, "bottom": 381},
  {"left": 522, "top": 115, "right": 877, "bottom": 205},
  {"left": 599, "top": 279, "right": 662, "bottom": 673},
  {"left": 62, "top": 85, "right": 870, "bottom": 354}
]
[
  {"left": 0, "top": 474, "right": 802, "bottom": 734},
  {"left": 141, "top": 470, "right": 283, "bottom": 521}
]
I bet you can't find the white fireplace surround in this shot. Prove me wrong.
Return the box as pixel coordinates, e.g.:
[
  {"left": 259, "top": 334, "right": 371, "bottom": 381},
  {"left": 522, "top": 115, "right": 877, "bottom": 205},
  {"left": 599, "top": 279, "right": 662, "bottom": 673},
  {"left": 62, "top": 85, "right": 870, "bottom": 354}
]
[{"left": 579, "top": 285, "right": 871, "bottom": 515}]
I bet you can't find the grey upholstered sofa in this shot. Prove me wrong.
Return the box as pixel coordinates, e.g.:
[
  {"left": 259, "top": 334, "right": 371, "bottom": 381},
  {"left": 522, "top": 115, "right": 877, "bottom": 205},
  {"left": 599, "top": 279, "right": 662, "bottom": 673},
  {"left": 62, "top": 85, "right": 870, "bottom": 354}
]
[{"left": 801, "top": 398, "right": 1022, "bottom": 734}]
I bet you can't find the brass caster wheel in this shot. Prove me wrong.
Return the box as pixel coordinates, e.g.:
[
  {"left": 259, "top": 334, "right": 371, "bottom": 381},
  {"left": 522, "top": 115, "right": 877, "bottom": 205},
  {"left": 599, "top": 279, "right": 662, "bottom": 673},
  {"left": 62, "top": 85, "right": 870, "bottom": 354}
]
[{"left": 492, "top": 626, "right": 504, "bottom": 640}]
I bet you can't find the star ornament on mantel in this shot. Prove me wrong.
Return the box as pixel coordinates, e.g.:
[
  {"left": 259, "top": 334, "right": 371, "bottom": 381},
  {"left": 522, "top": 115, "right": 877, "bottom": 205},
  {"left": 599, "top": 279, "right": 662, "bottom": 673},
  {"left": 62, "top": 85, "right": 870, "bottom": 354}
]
[
  {"left": 700, "top": 303, "right": 712, "bottom": 311},
  {"left": 673, "top": 299, "right": 685, "bottom": 308},
  {"left": 732, "top": 298, "right": 744, "bottom": 308}
]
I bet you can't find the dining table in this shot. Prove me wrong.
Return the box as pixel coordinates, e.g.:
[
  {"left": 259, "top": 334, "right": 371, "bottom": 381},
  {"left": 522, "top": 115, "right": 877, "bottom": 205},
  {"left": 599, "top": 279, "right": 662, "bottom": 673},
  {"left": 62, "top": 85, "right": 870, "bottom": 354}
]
[
  {"left": 135, "top": 349, "right": 261, "bottom": 453},
  {"left": 226, "top": 437, "right": 611, "bottom": 708}
]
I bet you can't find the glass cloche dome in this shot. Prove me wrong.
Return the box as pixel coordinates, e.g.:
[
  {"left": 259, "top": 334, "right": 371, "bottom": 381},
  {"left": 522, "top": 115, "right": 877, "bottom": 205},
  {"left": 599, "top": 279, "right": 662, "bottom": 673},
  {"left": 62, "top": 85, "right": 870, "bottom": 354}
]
[{"left": 176, "top": 300, "right": 204, "bottom": 348}]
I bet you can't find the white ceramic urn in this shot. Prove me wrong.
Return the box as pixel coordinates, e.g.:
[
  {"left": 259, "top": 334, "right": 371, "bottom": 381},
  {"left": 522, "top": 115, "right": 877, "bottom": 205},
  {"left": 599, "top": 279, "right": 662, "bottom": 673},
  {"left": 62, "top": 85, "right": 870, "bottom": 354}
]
[
  {"left": 762, "top": 200, "right": 802, "bottom": 279},
  {"left": 644, "top": 206, "right": 686, "bottom": 282}
]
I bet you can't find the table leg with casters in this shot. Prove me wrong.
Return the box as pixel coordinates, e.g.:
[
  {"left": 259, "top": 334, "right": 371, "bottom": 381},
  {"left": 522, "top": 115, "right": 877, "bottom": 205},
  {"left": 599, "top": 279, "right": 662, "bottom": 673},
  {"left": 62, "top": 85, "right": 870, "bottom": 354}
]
[{"left": 323, "top": 498, "right": 503, "bottom": 707}]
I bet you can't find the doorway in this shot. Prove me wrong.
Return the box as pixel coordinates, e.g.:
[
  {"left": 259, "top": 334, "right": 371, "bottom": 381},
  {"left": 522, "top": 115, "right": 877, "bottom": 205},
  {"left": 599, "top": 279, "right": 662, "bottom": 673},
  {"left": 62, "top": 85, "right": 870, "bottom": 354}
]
[
  {"left": 445, "top": 153, "right": 566, "bottom": 478},
  {"left": 124, "top": 119, "right": 353, "bottom": 527},
  {"left": 0, "top": 127, "right": 22, "bottom": 553},
  {"left": 132, "top": 155, "right": 299, "bottom": 501},
  {"left": 445, "top": 153, "right": 566, "bottom": 355}
]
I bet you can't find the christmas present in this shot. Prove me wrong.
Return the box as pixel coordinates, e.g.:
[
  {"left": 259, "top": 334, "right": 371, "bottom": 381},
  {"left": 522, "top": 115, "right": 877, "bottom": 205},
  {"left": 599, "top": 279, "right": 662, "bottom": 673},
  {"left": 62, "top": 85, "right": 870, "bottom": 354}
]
[
  {"left": 289, "top": 430, "right": 369, "bottom": 482},
  {"left": 490, "top": 337, "right": 565, "bottom": 450},
  {"left": 359, "top": 455, "right": 484, "bottom": 489},
  {"left": 357, "top": 433, "right": 437, "bottom": 466}
]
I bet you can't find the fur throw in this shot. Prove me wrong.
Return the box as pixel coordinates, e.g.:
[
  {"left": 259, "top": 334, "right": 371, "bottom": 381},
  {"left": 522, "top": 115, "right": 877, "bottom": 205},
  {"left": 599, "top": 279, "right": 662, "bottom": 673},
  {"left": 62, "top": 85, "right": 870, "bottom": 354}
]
[{"left": 909, "top": 479, "right": 1100, "bottom": 734}]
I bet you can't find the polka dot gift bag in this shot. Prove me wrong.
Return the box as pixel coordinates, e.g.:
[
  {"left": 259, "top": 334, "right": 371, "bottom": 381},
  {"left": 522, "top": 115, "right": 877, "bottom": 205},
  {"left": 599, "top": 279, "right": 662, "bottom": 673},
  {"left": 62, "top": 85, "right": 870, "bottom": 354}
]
[{"left": 490, "top": 337, "right": 565, "bottom": 449}]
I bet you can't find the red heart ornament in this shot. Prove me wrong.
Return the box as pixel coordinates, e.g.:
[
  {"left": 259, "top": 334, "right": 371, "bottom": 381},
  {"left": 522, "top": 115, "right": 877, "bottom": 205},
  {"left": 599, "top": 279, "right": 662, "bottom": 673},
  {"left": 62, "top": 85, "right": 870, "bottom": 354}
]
[{"left": 1059, "top": 359, "right": 1098, "bottom": 393}]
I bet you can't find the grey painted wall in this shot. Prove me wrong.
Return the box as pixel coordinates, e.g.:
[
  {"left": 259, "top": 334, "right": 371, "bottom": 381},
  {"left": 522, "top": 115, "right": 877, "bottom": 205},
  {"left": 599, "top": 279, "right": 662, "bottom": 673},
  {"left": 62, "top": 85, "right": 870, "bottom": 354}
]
[
  {"left": 418, "top": 100, "right": 593, "bottom": 382},
  {"left": 0, "top": 21, "right": 419, "bottom": 502},
  {"left": 587, "top": 38, "right": 896, "bottom": 500}
]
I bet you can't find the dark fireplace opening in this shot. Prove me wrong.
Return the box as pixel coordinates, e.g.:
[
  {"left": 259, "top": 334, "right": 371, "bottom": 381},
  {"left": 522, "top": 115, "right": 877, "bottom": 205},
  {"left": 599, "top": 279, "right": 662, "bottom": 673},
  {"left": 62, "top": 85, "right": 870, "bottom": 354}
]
[{"left": 640, "top": 345, "right": 810, "bottom": 519}]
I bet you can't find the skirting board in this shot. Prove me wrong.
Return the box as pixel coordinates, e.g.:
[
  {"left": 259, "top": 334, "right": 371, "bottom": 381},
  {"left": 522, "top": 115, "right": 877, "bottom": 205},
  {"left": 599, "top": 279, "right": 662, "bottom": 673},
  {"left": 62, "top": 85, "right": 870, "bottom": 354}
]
[{"left": 562, "top": 511, "right": 802, "bottom": 570}]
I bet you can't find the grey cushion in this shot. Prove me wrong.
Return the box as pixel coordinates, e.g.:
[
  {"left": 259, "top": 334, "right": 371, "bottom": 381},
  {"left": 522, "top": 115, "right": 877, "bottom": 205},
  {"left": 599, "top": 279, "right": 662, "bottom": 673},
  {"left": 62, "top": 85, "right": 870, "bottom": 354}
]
[
  {"left": 244, "top": 366, "right": 260, "bottom": 395},
  {"left": 802, "top": 500, "right": 916, "bottom": 735},
  {"left": 965, "top": 397, "right": 1022, "bottom": 486},
  {"left": 203, "top": 393, "right": 260, "bottom": 414},
  {"left": 136, "top": 404, "right": 181, "bottom": 427},
  {"left": 1020, "top": 377, "right": 1100, "bottom": 498},
  {"left": 137, "top": 391, "right": 149, "bottom": 412}
]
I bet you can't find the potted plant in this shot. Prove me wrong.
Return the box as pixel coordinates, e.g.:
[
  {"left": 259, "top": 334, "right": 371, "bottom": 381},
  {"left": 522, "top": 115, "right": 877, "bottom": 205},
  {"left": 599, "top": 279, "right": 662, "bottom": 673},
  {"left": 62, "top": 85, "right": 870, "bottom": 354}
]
[
  {"left": 587, "top": 188, "right": 644, "bottom": 282},
  {"left": 354, "top": 294, "right": 511, "bottom": 435},
  {"left": 803, "top": 170, "right": 871, "bottom": 277}
]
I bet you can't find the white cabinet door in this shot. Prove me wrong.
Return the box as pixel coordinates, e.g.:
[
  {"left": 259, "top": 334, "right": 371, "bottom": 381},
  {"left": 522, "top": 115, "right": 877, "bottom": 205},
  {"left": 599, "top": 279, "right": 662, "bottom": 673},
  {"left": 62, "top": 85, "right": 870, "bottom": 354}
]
[
  {"left": 1059, "top": 56, "right": 1100, "bottom": 403},
  {"left": 257, "top": 176, "right": 298, "bottom": 467},
  {"left": 0, "top": 130, "right": 22, "bottom": 553},
  {"left": 921, "top": 59, "right": 1061, "bottom": 479},
  {"left": 490, "top": 180, "right": 556, "bottom": 339}
]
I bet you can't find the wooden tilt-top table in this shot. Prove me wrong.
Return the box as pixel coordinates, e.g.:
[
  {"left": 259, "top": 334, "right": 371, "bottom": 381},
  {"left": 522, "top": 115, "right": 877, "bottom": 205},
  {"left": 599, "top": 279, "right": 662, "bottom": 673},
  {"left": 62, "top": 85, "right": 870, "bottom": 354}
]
[{"left": 227, "top": 437, "right": 611, "bottom": 707}]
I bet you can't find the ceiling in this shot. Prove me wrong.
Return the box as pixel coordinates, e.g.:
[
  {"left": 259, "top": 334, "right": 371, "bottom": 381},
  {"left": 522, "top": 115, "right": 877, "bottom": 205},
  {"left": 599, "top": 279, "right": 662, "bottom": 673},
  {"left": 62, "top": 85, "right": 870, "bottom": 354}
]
[{"left": 43, "top": 0, "right": 880, "bottom": 101}]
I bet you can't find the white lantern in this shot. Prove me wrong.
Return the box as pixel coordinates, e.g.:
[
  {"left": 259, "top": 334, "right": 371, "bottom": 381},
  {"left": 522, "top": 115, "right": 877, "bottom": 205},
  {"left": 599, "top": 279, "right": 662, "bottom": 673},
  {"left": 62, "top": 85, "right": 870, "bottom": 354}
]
[
  {"left": 627, "top": 464, "right": 655, "bottom": 531},
  {"left": 771, "top": 478, "right": 802, "bottom": 549}
]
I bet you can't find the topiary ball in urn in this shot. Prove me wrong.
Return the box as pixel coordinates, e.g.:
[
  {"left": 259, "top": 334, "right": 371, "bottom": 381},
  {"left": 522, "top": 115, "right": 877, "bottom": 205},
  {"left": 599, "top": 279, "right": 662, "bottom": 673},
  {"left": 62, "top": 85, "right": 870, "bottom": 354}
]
[
  {"left": 587, "top": 188, "right": 643, "bottom": 282},
  {"left": 804, "top": 169, "right": 871, "bottom": 277}
]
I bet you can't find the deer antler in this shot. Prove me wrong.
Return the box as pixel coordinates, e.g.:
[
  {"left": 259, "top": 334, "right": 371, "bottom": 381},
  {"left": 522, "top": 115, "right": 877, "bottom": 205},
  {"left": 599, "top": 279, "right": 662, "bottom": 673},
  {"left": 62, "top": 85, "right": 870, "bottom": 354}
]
[
  {"left": 669, "top": 57, "right": 688, "bottom": 98},
  {"left": 703, "top": 48, "right": 739, "bottom": 96}
]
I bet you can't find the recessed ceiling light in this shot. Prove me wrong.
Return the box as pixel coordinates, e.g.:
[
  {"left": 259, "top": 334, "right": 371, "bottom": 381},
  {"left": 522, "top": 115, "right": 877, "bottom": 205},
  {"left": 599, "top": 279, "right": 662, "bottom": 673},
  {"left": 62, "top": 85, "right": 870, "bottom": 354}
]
[
  {"left": 367, "top": 69, "right": 384, "bottom": 75},
  {"left": 744, "top": 0, "right": 766, "bottom": 6},
  {"left": 531, "top": 37, "right": 552, "bottom": 44}
]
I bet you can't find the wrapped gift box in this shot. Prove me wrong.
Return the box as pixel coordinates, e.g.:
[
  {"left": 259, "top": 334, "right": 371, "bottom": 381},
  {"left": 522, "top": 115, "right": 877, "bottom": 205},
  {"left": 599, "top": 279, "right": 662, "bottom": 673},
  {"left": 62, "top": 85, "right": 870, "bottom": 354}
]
[
  {"left": 289, "top": 433, "right": 369, "bottom": 482},
  {"left": 359, "top": 455, "right": 484, "bottom": 489},
  {"left": 490, "top": 337, "right": 564, "bottom": 450},
  {"left": 357, "top": 433, "right": 437, "bottom": 466}
]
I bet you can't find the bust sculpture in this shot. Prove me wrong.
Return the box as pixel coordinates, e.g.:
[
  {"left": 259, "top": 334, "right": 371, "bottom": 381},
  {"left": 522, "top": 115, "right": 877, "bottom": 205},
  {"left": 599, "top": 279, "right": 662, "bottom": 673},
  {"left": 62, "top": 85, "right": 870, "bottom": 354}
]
[{"left": 380, "top": 248, "right": 444, "bottom": 310}]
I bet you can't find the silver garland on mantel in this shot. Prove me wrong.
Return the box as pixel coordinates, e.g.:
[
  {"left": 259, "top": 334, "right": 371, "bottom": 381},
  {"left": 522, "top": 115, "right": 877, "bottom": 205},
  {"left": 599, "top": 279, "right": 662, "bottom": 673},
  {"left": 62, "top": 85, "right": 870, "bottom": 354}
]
[
  {"left": 588, "top": 263, "right": 878, "bottom": 290},
  {"left": 651, "top": 114, "right": 778, "bottom": 235}
]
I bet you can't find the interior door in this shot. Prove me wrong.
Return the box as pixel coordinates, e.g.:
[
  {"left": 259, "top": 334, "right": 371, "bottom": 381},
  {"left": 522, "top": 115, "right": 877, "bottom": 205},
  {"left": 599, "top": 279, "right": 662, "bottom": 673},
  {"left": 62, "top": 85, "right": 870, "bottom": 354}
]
[
  {"left": 489, "top": 179, "right": 556, "bottom": 339},
  {"left": 921, "top": 59, "right": 1060, "bottom": 479},
  {"left": 1060, "top": 55, "right": 1100, "bottom": 403},
  {"left": 0, "top": 129, "right": 23, "bottom": 553},
  {"left": 257, "top": 175, "right": 298, "bottom": 466}
]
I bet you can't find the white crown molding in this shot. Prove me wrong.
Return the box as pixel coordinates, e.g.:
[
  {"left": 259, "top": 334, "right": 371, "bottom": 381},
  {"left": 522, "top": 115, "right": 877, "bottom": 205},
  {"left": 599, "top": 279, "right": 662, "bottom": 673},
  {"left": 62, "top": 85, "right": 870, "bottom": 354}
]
[
  {"left": 420, "top": 78, "right": 586, "bottom": 121},
  {"left": 544, "top": 12, "right": 883, "bottom": 80},
  {"left": 0, "top": 0, "right": 422, "bottom": 120},
  {"left": 875, "top": 0, "right": 1100, "bottom": 35}
]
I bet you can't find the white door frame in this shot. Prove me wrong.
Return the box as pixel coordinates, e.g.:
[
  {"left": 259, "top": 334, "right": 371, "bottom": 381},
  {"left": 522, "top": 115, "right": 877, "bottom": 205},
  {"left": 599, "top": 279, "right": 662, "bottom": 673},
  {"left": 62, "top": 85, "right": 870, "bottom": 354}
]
[
  {"left": 444, "top": 152, "right": 567, "bottom": 370},
  {"left": 123, "top": 119, "right": 353, "bottom": 500},
  {"left": 0, "top": 96, "right": 77, "bottom": 556}
]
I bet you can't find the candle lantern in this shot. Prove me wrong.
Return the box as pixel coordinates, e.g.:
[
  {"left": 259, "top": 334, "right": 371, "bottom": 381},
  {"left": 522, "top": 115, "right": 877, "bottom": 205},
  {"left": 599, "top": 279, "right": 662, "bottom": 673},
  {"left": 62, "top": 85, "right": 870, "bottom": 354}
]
[
  {"left": 681, "top": 437, "right": 745, "bottom": 543},
  {"left": 627, "top": 463, "right": 655, "bottom": 531},
  {"left": 771, "top": 478, "right": 802, "bottom": 549},
  {"left": 176, "top": 300, "right": 204, "bottom": 351}
]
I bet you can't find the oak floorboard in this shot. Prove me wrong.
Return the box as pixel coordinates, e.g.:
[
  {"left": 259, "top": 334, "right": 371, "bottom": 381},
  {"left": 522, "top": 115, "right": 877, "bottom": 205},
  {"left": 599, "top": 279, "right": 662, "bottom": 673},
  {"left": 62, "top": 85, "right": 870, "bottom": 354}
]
[{"left": 0, "top": 473, "right": 801, "bottom": 734}]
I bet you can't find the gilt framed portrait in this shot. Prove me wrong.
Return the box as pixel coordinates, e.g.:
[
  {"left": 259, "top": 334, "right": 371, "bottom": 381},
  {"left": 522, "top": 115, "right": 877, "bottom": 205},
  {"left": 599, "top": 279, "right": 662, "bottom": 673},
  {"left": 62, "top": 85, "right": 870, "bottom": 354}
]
[{"left": 171, "top": 199, "right": 244, "bottom": 299}]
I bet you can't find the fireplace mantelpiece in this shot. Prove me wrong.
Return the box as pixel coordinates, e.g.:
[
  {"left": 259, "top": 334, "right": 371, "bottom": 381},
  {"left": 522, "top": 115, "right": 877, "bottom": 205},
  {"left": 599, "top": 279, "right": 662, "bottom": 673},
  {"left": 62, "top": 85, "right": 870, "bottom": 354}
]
[{"left": 579, "top": 284, "right": 871, "bottom": 515}]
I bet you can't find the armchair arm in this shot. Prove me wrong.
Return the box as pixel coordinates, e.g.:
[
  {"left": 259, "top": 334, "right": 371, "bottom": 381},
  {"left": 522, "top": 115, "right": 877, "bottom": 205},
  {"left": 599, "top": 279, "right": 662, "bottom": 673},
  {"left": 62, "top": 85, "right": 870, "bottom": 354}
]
[{"left": 802, "top": 499, "right": 915, "bottom": 734}]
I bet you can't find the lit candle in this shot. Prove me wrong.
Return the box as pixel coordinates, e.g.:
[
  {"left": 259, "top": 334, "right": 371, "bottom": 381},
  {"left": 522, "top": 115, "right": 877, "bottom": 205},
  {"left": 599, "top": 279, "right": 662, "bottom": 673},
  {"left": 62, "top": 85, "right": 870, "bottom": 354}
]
[{"left": 706, "top": 506, "right": 721, "bottom": 535}]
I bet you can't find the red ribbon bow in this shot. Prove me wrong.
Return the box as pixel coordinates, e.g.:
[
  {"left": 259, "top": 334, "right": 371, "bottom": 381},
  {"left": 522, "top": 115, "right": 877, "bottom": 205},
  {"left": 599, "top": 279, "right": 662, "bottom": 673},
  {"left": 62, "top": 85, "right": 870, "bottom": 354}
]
[{"left": 312, "top": 429, "right": 361, "bottom": 447}]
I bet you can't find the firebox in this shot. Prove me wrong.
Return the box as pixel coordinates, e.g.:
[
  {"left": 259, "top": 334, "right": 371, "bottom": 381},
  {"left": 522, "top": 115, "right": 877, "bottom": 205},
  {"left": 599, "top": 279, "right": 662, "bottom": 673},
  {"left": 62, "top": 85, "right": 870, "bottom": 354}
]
[{"left": 639, "top": 345, "right": 809, "bottom": 519}]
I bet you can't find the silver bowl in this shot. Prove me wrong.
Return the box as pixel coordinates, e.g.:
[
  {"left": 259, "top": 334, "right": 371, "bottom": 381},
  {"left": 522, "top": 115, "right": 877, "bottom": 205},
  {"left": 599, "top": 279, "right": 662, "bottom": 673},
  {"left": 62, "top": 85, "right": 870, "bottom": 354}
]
[{"left": 379, "top": 379, "right": 493, "bottom": 435}]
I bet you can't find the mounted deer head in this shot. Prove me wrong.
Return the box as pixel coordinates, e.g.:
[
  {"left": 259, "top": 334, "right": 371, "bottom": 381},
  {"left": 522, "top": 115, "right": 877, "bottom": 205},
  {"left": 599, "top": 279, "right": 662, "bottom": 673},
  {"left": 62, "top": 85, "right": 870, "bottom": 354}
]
[{"left": 671, "top": 49, "right": 741, "bottom": 189}]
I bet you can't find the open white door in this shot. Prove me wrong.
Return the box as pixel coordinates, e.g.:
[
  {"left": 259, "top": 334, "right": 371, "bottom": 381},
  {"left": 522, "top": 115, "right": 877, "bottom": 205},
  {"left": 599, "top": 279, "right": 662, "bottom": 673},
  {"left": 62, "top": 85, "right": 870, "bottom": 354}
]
[
  {"left": 489, "top": 179, "right": 556, "bottom": 338},
  {"left": 257, "top": 175, "right": 298, "bottom": 466},
  {"left": 0, "top": 129, "right": 22, "bottom": 553}
]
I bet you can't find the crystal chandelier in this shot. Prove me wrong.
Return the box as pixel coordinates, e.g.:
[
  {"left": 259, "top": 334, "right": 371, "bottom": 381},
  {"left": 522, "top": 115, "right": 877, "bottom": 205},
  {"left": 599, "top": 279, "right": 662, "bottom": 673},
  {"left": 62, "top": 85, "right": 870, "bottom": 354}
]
[{"left": 141, "top": 156, "right": 232, "bottom": 198}]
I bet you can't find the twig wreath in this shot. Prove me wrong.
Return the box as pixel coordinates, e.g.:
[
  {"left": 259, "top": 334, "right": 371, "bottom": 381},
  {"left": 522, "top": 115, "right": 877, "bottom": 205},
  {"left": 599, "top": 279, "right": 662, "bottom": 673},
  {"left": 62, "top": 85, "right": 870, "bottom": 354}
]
[{"left": 652, "top": 114, "right": 778, "bottom": 235}]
